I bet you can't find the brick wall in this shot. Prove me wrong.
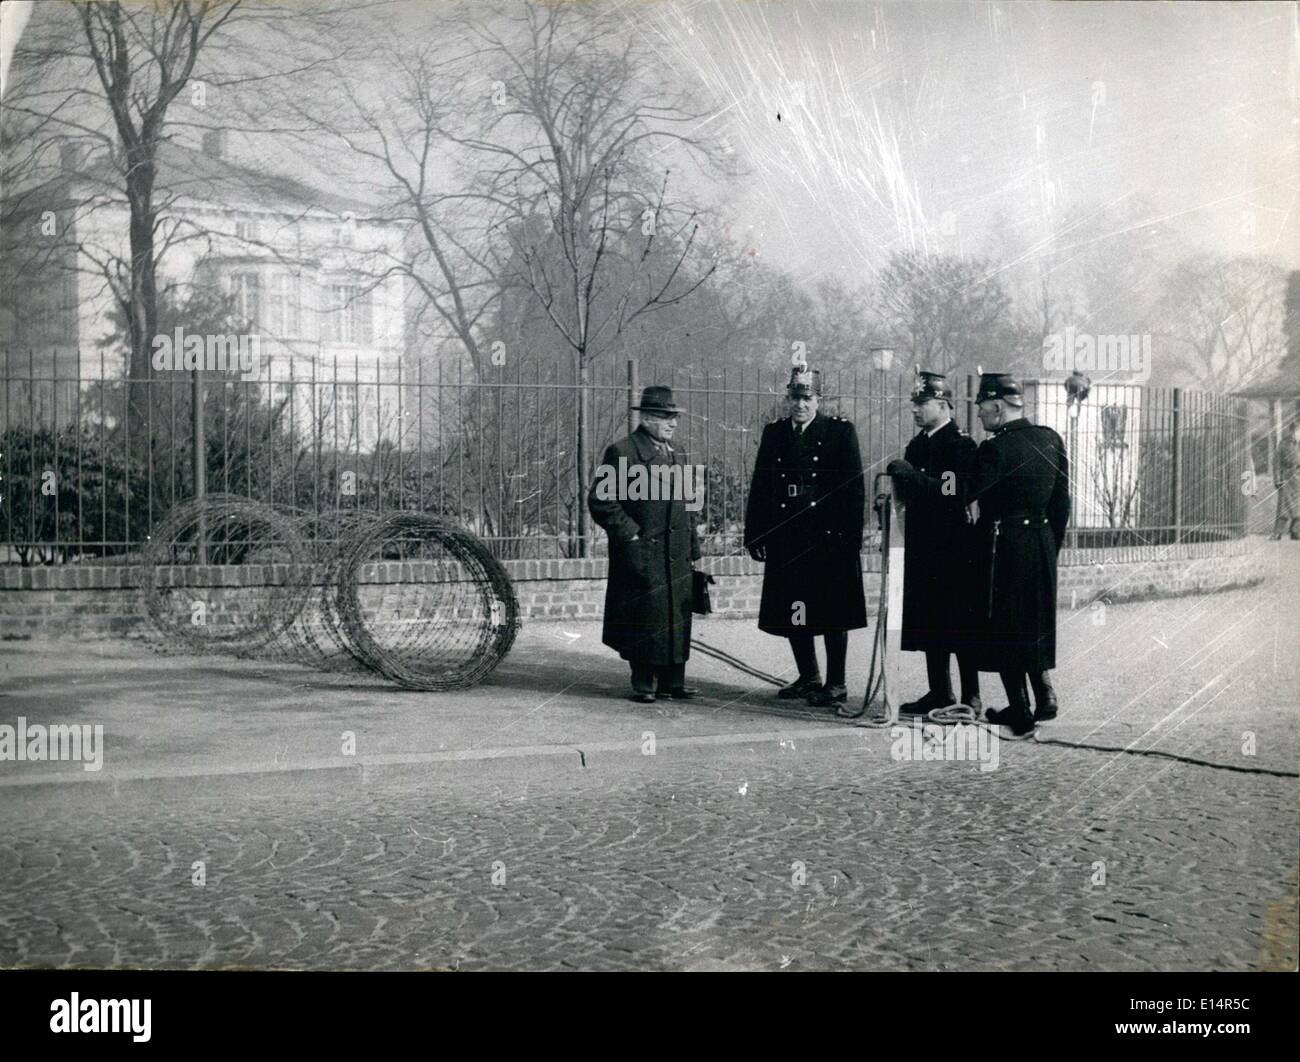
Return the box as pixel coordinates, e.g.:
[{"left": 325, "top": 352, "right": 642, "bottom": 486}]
[{"left": 0, "top": 537, "right": 1268, "bottom": 639}]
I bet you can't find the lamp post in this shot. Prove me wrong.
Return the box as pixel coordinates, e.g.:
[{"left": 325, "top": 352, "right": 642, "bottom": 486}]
[
  {"left": 1064, "top": 370, "right": 1091, "bottom": 549},
  {"left": 193, "top": 365, "right": 207, "bottom": 564},
  {"left": 869, "top": 346, "right": 896, "bottom": 467}
]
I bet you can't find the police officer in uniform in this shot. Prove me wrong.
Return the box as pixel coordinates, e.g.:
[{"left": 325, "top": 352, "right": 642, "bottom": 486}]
[
  {"left": 886, "top": 370, "right": 982, "bottom": 715},
  {"left": 969, "top": 372, "right": 1070, "bottom": 735},
  {"left": 744, "top": 366, "right": 868, "bottom": 708}
]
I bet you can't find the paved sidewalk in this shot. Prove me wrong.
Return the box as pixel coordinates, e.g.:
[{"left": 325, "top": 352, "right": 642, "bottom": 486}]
[{"left": 1, "top": 540, "right": 1296, "bottom": 784}]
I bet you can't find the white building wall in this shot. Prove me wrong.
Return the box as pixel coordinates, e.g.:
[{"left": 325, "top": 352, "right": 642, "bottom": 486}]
[
  {"left": 47, "top": 190, "right": 412, "bottom": 449},
  {"left": 1027, "top": 379, "right": 1145, "bottom": 529}
]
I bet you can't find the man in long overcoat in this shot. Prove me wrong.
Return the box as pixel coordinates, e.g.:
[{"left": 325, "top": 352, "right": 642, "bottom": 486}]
[
  {"left": 969, "top": 372, "right": 1071, "bottom": 735},
  {"left": 744, "top": 366, "right": 868, "bottom": 708},
  {"left": 1271, "top": 420, "right": 1300, "bottom": 540},
  {"left": 588, "top": 385, "right": 702, "bottom": 703},
  {"left": 885, "top": 370, "right": 983, "bottom": 715}
]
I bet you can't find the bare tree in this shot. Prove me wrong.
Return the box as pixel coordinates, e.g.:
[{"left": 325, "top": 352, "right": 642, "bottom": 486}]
[
  {"left": 1158, "top": 254, "right": 1288, "bottom": 394},
  {"left": 2, "top": 0, "right": 344, "bottom": 422},
  {"left": 871, "top": 250, "right": 1013, "bottom": 376},
  {"left": 292, "top": 2, "right": 726, "bottom": 555}
]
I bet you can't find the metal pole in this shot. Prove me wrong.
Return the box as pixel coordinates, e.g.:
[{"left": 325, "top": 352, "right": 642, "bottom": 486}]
[
  {"left": 192, "top": 366, "right": 206, "bottom": 564},
  {"left": 627, "top": 357, "right": 639, "bottom": 434},
  {"left": 1068, "top": 414, "right": 1079, "bottom": 550},
  {"left": 1170, "top": 387, "right": 1182, "bottom": 544}
]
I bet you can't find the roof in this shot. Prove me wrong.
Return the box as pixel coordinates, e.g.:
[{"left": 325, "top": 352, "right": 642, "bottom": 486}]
[
  {"left": 1232, "top": 355, "right": 1300, "bottom": 399},
  {"left": 151, "top": 141, "right": 378, "bottom": 217},
  {"left": 4, "top": 140, "right": 380, "bottom": 221}
]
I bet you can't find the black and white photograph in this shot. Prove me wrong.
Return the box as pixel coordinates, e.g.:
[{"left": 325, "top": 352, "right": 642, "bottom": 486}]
[{"left": 0, "top": 0, "right": 1296, "bottom": 1025}]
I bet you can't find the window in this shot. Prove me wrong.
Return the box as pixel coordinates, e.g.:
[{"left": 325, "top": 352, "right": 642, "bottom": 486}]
[
  {"left": 55, "top": 271, "right": 77, "bottom": 343},
  {"left": 16, "top": 266, "right": 78, "bottom": 346},
  {"left": 266, "top": 273, "right": 301, "bottom": 338},
  {"left": 229, "top": 272, "right": 260, "bottom": 325},
  {"left": 235, "top": 219, "right": 261, "bottom": 241},
  {"left": 335, "top": 383, "right": 358, "bottom": 436},
  {"left": 325, "top": 283, "right": 372, "bottom": 344}
]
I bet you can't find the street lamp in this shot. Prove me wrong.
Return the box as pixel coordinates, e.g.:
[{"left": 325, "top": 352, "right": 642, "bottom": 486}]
[
  {"left": 1063, "top": 369, "right": 1090, "bottom": 550},
  {"left": 868, "top": 345, "right": 898, "bottom": 467}
]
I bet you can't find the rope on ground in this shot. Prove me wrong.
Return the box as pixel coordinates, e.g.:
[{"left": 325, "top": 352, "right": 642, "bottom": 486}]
[
  {"left": 689, "top": 638, "right": 786, "bottom": 687},
  {"left": 843, "top": 481, "right": 896, "bottom": 727},
  {"left": 1030, "top": 733, "right": 1300, "bottom": 778},
  {"left": 689, "top": 636, "right": 1298, "bottom": 773}
]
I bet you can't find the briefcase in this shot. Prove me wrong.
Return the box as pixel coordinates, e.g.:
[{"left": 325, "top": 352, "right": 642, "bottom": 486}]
[{"left": 692, "top": 569, "right": 715, "bottom": 614}]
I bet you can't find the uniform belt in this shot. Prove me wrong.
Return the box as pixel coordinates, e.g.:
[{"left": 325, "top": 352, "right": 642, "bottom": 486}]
[
  {"left": 787, "top": 484, "right": 813, "bottom": 497},
  {"left": 1001, "top": 511, "right": 1048, "bottom": 525}
]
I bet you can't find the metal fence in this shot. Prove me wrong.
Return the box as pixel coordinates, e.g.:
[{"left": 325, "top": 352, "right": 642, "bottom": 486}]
[{"left": 2, "top": 350, "right": 1249, "bottom": 564}]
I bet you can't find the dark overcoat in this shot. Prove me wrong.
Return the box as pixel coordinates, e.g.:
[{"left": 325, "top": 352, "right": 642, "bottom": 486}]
[
  {"left": 970, "top": 418, "right": 1071, "bottom": 671},
  {"left": 588, "top": 426, "right": 701, "bottom": 664},
  {"left": 891, "top": 420, "right": 981, "bottom": 653},
  {"left": 744, "top": 413, "right": 868, "bottom": 636}
]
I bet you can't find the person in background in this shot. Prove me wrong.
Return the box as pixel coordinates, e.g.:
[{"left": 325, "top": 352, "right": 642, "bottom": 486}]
[{"left": 1271, "top": 420, "right": 1300, "bottom": 540}]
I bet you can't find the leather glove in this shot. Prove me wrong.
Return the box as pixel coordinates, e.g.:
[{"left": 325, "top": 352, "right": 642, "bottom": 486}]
[{"left": 886, "top": 459, "right": 915, "bottom": 498}]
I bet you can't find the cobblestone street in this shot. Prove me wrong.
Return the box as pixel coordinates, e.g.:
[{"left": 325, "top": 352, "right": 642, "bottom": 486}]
[
  {"left": 2, "top": 740, "right": 1295, "bottom": 972},
  {"left": 1, "top": 543, "right": 1297, "bottom": 971}
]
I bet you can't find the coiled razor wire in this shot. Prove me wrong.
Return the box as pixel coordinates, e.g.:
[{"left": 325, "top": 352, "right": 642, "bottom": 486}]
[
  {"left": 335, "top": 512, "right": 520, "bottom": 690},
  {"left": 140, "top": 494, "right": 312, "bottom": 656},
  {"left": 272, "top": 509, "right": 388, "bottom": 671},
  {"left": 141, "top": 499, "right": 520, "bottom": 689}
]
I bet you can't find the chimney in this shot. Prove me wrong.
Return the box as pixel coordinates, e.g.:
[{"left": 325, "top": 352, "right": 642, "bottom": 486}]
[{"left": 201, "top": 129, "right": 227, "bottom": 159}]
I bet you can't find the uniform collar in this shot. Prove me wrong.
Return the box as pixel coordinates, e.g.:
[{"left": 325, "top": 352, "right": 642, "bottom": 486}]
[
  {"left": 925, "top": 418, "right": 954, "bottom": 438},
  {"left": 995, "top": 417, "right": 1032, "bottom": 436},
  {"left": 791, "top": 412, "right": 823, "bottom": 436}
]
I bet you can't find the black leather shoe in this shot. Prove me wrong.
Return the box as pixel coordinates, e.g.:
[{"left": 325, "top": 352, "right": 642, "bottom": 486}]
[
  {"left": 898, "top": 690, "right": 946, "bottom": 716},
  {"left": 664, "top": 686, "right": 699, "bottom": 699},
  {"left": 985, "top": 705, "right": 1035, "bottom": 736},
  {"left": 806, "top": 684, "right": 848, "bottom": 708},
  {"left": 630, "top": 692, "right": 656, "bottom": 704},
  {"left": 777, "top": 675, "right": 823, "bottom": 700},
  {"left": 1035, "top": 700, "right": 1058, "bottom": 722}
]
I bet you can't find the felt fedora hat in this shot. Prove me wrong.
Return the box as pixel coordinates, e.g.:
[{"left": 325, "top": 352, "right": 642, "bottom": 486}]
[{"left": 632, "top": 385, "right": 684, "bottom": 415}]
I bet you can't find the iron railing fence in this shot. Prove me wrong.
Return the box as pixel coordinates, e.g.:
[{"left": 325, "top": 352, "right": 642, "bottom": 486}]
[{"left": 2, "top": 350, "right": 1249, "bottom": 564}]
